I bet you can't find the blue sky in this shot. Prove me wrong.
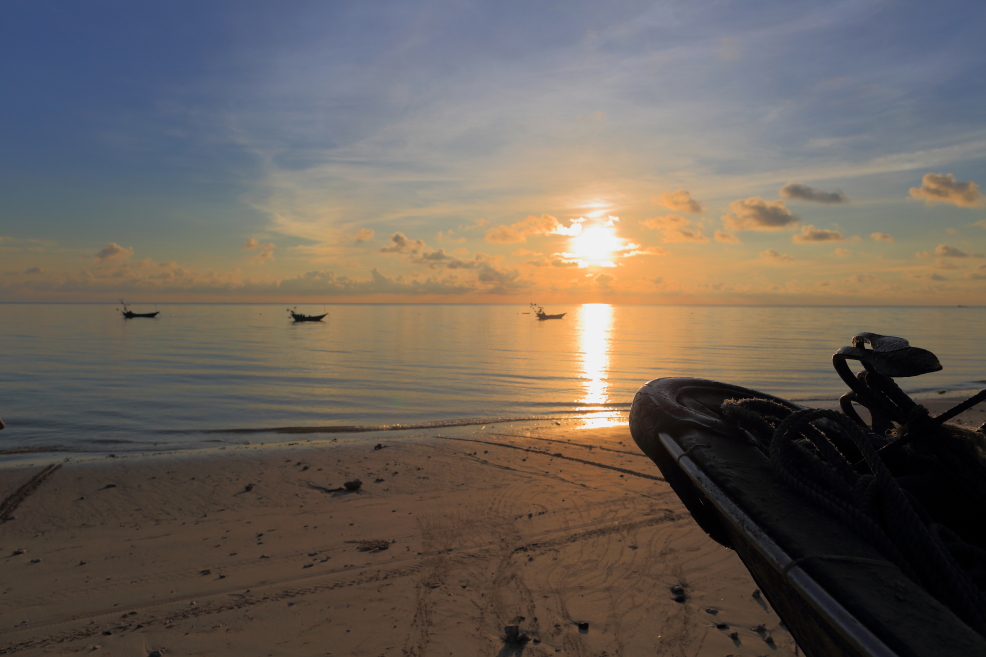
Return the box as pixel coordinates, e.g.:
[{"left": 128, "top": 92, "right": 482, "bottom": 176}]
[{"left": 2, "top": 0, "right": 985, "bottom": 303}]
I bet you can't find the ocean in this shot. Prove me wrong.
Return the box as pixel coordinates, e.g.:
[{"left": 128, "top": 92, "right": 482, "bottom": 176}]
[{"left": 1, "top": 303, "right": 984, "bottom": 461}]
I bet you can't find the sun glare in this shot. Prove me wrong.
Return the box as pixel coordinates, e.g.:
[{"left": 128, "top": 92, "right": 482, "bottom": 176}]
[{"left": 570, "top": 224, "right": 623, "bottom": 264}]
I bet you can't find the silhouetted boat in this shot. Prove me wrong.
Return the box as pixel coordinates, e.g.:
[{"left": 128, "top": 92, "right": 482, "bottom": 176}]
[
  {"left": 530, "top": 303, "right": 565, "bottom": 320},
  {"left": 288, "top": 309, "right": 327, "bottom": 322},
  {"left": 629, "top": 335, "right": 986, "bottom": 657},
  {"left": 119, "top": 300, "right": 159, "bottom": 319}
]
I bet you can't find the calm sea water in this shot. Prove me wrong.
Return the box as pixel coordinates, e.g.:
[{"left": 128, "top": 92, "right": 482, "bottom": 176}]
[{"left": 1, "top": 303, "right": 984, "bottom": 460}]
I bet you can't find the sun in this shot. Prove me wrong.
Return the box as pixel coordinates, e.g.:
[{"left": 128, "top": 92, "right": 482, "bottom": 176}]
[{"left": 570, "top": 224, "right": 623, "bottom": 264}]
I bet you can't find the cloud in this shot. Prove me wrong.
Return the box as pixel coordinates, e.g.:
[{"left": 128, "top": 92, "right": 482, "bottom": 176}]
[
  {"left": 594, "top": 273, "right": 615, "bottom": 288},
  {"left": 871, "top": 232, "right": 894, "bottom": 242},
  {"left": 909, "top": 173, "right": 985, "bottom": 208},
  {"left": 834, "top": 248, "right": 851, "bottom": 257},
  {"left": 95, "top": 243, "right": 133, "bottom": 261},
  {"left": 528, "top": 257, "right": 579, "bottom": 267},
  {"left": 640, "top": 214, "right": 708, "bottom": 242},
  {"left": 624, "top": 246, "right": 669, "bottom": 256},
  {"left": 965, "top": 264, "right": 986, "bottom": 280},
  {"left": 793, "top": 225, "right": 844, "bottom": 243},
  {"left": 243, "top": 238, "right": 275, "bottom": 263},
  {"left": 975, "top": 220, "right": 986, "bottom": 229},
  {"left": 380, "top": 232, "right": 426, "bottom": 254},
  {"left": 714, "top": 230, "right": 740, "bottom": 243},
  {"left": 485, "top": 214, "right": 576, "bottom": 243},
  {"left": 846, "top": 274, "right": 878, "bottom": 284},
  {"left": 655, "top": 189, "right": 705, "bottom": 214},
  {"left": 910, "top": 272, "right": 948, "bottom": 281},
  {"left": 24, "top": 266, "right": 43, "bottom": 274},
  {"left": 779, "top": 182, "right": 849, "bottom": 204},
  {"left": 353, "top": 228, "right": 375, "bottom": 243},
  {"left": 759, "top": 249, "right": 794, "bottom": 263},
  {"left": 916, "top": 244, "right": 983, "bottom": 259},
  {"left": 722, "top": 197, "right": 799, "bottom": 231}
]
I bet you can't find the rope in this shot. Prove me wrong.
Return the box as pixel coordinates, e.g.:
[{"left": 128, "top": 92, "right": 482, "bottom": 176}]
[{"left": 722, "top": 393, "right": 986, "bottom": 636}]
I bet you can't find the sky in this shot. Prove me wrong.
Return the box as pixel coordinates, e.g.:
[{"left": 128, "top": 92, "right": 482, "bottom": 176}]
[{"left": 2, "top": 0, "right": 985, "bottom": 305}]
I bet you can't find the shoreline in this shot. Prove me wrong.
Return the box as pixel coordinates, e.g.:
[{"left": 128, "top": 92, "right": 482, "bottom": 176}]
[
  {"left": 2, "top": 422, "right": 793, "bottom": 656},
  {"left": 0, "top": 398, "right": 982, "bottom": 655}
]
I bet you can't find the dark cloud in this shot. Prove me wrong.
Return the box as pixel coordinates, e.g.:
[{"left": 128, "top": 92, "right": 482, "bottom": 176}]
[
  {"left": 24, "top": 266, "right": 43, "bottom": 274},
  {"left": 722, "top": 198, "right": 799, "bottom": 231},
  {"left": 714, "top": 230, "right": 740, "bottom": 243},
  {"left": 793, "top": 225, "right": 844, "bottom": 243},
  {"left": 871, "top": 232, "right": 894, "bottom": 242},
  {"left": 380, "top": 232, "right": 426, "bottom": 254},
  {"left": 780, "top": 182, "right": 849, "bottom": 204}
]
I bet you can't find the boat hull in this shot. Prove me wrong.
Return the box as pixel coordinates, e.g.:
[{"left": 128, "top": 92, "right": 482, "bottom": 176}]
[
  {"left": 290, "top": 313, "right": 327, "bottom": 322},
  {"left": 122, "top": 311, "right": 159, "bottom": 318},
  {"left": 629, "top": 377, "right": 986, "bottom": 657}
]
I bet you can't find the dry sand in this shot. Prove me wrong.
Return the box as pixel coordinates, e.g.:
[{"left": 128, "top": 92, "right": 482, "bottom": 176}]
[{"left": 0, "top": 396, "right": 983, "bottom": 657}]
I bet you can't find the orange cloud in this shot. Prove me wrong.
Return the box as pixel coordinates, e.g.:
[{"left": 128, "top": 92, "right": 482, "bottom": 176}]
[
  {"left": 485, "top": 214, "right": 577, "bottom": 243},
  {"left": 655, "top": 189, "right": 705, "bottom": 214},
  {"left": 909, "top": 173, "right": 984, "bottom": 208},
  {"left": 640, "top": 214, "right": 708, "bottom": 242}
]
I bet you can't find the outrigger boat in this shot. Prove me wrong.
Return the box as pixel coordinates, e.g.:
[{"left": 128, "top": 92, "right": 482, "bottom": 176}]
[
  {"left": 288, "top": 308, "right": 327, "bottom": 322},
  {"left": 629, "top": 333, "right": 986, "bottom": 657},
  {"left": 530, "top": 303, "right": 566, "bottom": 320},
  {"left": 119, "top": 300, "right": 159, "bottom": 319}
]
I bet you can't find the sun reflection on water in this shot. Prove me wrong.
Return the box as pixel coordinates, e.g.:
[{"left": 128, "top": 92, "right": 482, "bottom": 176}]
[{"left": 576, "top": 304, "right": 623, "bottom": 428}]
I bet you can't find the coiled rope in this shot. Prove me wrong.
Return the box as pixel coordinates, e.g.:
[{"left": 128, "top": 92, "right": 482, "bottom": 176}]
[{"left": 721, "top": 393, "right": 986, "bottom": 636}]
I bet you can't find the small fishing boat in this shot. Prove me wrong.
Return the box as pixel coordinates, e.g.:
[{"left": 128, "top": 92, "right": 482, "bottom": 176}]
[
  {"left": 629, "top": 334, "right": 986, "bottom": 657},
  {"left": 530, "top": 303, "right": 565, "bottom": 320},
  {"left": 288, "top": 308, "right": 327, "bottom": 322},
  {"left": 119, "top": 300, "right": 159, "bottom": 319}
]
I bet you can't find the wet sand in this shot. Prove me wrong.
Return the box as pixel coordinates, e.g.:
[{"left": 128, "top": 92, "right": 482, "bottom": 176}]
[{"left": 0, "top": 396, "right": 982, "bottom": 656}]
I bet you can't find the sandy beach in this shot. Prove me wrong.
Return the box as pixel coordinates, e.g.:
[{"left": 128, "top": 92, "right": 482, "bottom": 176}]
[{"left": 1, "top": 396, "right": 983, "bottom": 657}]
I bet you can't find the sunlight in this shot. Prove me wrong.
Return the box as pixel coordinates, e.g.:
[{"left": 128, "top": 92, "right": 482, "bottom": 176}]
[
  {"left": 570, "top": 224, "right": 623, "bottom": 265},
  {"left": 576, "top": 304, "right": 623, "bottom": 428}
]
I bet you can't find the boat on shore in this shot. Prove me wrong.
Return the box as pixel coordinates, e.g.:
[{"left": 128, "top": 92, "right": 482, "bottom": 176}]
[
  {"left": 629, "top": 334, "right": 986, "bottom": 657},
  {"left": 119, "top": 300, "right": 159, "bottom": 319},
  {"left": 288, "top": 308, "right": 327, "bottom": 322},
  {"left": 530, "top": 303, "right": 565, "bottom": 320}
]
